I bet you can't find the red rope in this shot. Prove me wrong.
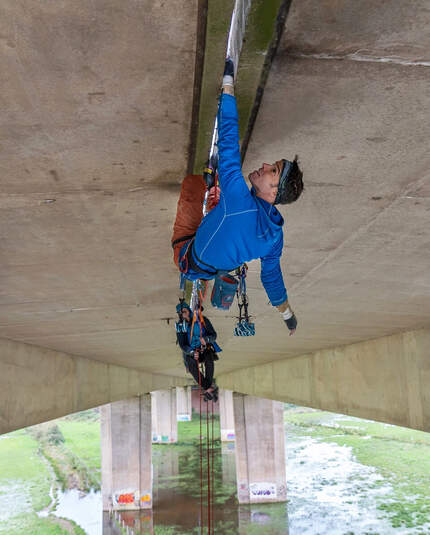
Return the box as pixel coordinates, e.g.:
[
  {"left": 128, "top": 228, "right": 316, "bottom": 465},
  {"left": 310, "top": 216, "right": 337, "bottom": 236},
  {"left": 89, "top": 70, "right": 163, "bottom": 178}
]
[
  {"left": 206, "top": 399, "right": 211, "bottom": 534},
  {"left": 198, "top": 365, "right": 203, "bottom": 533},
  {"left": 211, "top": 399, "right": 215, "bottom": 533}
]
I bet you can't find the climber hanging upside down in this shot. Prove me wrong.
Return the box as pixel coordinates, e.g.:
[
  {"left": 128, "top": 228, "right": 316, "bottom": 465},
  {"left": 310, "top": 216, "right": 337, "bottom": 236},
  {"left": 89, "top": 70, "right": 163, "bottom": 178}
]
[
  {"left": 175, "top": 302, "right": 220, "bottom": 402},
  {"left": 171, "top": 58, "right": 304, "bottom": 334}
]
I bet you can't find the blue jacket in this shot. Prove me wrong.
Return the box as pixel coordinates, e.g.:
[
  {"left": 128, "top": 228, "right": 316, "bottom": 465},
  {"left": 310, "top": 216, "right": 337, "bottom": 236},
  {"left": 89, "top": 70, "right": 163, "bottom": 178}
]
[
  {"left": 181, "top": 93, "right": 287, "bottom": 306},
  {"left": 176, "top": 316, "right": 222, "bottom": 355}
]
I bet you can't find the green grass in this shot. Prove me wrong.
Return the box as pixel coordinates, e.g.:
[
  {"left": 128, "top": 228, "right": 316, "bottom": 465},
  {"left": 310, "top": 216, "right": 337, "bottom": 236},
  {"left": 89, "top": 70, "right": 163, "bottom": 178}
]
[
  {"left": 0, "top": 430, "right": 78, "bottom": 534},
  {"left": 57, "top": 417, "right": 101, "bottom": 472},
  {"left": 0, "top": 412, "right": 101, "bottom": 535},
  {"left": 177, "top": 411, "right": 220, "bottom": 444},
  {"left": 27, "top": 419, "right": 100, "bottom": 493},
  {"left": 1, "top": 514, "right": 72, "bottom": 535},
  {"left": 0, "top": 429, "right": 51, "bottom": 511}
]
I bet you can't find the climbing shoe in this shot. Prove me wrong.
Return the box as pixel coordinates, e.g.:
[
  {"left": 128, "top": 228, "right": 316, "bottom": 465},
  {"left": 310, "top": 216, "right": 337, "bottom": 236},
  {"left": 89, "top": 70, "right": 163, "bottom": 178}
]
[{"left": 203, "top": 391, "right": 213, "bottom": 402}]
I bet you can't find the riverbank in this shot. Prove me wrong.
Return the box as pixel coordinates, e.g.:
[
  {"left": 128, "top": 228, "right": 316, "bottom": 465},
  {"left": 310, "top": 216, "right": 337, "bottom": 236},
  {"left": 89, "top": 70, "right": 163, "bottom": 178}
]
[
  {"left": 284, "top": 407, "right": 430, "bottom": 533},
  {"left": 0, "top": 410, "right": 100, "bottom": 535},
  {"left": 1, "top": 406, "right": 430, "bottom": 534}
]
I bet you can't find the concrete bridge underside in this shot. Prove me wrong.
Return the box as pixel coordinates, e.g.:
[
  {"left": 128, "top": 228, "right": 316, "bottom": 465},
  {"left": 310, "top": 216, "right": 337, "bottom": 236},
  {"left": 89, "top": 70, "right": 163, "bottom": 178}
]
[{"left": 1, "top": 0, "right": 429, "bottom": 434}]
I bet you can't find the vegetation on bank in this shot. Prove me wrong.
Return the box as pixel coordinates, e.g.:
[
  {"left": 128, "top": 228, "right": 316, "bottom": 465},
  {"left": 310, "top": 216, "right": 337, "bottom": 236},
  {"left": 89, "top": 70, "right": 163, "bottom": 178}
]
[
  {"left": 28, "top": 414, "right": 100, "bottom": 493},
  {"left": 284, "top": 407, "right": 430, "bottom": 532},
  {"left": 0, "top": 410, "right": 101, "bottom": 535},
  {"left": 2, "top": 405, "right": 430, "bottom": 534}
]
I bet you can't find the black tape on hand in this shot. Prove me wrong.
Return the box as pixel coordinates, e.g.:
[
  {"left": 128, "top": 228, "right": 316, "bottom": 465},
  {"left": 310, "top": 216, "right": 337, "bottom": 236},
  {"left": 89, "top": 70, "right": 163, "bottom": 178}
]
[{"left": 285, "top": 314, "right": 297, "bottom": 331}]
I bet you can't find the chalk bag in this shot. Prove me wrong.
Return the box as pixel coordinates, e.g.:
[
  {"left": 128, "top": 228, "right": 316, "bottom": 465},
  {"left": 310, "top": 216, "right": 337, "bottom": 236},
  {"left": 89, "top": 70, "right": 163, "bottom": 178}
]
[{"left": 211, "top": 274, "right": 238, "bottom": 310}]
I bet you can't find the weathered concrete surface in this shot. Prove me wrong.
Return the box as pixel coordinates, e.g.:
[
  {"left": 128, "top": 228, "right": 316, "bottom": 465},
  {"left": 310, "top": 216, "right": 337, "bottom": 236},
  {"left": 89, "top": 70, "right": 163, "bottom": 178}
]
[
  {"left": 151, "top": 389, "right": 177, "bottom": 444},
  {"left": 192, "top": 0, "right": 288, "bottom": 168},
  {"left": 101, "top": 395, "right": 152, "bottom": 511},
  {"left": 0, "top": 0, "right": 200, "bottom": 375},
  {"left": 176, "top": 386, "right": 192, "bottom": 421},
  {"left": 233, "top": 394, "right": 286, "bottom": 503},
  {"left": 219, "top": 329, "right": 430, "bottom": 432},
  {"left": 282, "top": 0, "right": 430, "bottom": 64},
  {"left": 219, "top": 389, "right": 235, "bottom": 441},
  {"left": 1, "top": 0, "right": 430, "bottom": 432},
  {"left": 0, "top": 337, "right": 184, "bottom": 435}
]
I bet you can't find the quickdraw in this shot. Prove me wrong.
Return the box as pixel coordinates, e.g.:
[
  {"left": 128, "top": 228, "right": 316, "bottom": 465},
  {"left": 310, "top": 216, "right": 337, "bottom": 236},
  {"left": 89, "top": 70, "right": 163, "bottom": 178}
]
[{"left": 234, "top": 264, "right": 255, "bottom": 336}]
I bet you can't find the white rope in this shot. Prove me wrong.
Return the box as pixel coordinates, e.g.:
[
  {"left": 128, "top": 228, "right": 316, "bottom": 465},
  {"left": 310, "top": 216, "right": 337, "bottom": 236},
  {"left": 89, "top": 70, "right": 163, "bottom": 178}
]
[
  {"left": 226, "top": 0, "right": 252, "bottom": 75},
  {"left": 203, "top": 0, "right": 252, "bottom": 217}
]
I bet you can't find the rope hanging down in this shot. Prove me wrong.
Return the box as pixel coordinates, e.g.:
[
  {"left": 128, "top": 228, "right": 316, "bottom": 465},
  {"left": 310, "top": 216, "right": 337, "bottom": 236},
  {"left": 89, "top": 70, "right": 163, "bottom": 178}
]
[{"left": 196, "top": 341, "right": 216, "bottom": 535}]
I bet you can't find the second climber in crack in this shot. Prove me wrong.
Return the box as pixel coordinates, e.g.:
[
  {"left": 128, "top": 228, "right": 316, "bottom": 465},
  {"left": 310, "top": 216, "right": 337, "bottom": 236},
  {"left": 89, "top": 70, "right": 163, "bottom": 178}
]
[{"left": 171, "top": 58, "right": 304, "bottom": 334}]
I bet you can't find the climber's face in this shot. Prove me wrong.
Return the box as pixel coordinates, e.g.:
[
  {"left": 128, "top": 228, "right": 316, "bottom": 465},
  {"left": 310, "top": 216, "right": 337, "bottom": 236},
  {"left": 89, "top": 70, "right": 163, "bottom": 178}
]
[
  {"left": 181, "top": 308, "right": 191, "bottom": 322},
  {"left": 248, "top": 161, "right": 282, "bottom": 204}
]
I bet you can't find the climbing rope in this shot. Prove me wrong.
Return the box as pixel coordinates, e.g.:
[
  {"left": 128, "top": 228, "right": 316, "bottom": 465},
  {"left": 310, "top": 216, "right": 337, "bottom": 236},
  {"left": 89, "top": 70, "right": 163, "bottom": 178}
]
[
  {"left": 211, "top": 398, "right": 215, "bottom": 531},
  {"left": 196, "top": 361, "right": 217, "bottom": 534},
  {"left": 198, "top": 365, "right": 203, "bottom": 531},
  {"left": 206, "top": 400, "right": 211, "bottom": 534}
]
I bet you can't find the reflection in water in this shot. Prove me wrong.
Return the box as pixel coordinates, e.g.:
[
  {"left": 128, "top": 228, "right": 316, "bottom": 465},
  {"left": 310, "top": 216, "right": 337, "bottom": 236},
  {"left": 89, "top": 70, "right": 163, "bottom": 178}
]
[
  {"left": 103, "top": 510, "right": 153, "bottom": 534},
  {"left": 99, "top": 439, "right": 289, "bottom": 534},
  {"left": 53, "top": 489, "right": 101, "bottom": 535},
  {"left": 53, "top": 423, "right": 422, "bottom": 535},
  {"left": 221, "top": 442, "right": 235, "bottom": 486},
  {"left": 103, "top": 502, "right": 288, "bottom": 535}
]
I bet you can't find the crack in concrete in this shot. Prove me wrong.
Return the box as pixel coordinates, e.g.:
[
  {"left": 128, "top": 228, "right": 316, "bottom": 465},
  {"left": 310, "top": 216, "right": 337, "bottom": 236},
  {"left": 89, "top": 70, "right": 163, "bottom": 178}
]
[{"left": 290, "top": 51, "right": 430, "bottom": 67}]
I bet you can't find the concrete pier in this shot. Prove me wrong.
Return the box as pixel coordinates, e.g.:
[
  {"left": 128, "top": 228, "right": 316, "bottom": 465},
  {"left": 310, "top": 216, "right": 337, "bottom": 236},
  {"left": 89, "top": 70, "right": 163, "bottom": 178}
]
[
  {"left": 101, "top": 395, "right": 152, "bottom": 511},
  {"left": 151, "top": 389, "right": 178, "bottom": 444},
  {"left": 176, "top": 386, "right": 192, "bottom": 421},
  {"left": 219, "top": 389, "right": 235, "bottom": 441},
  {"left": 233, "top": 394, "right": 287, "bottom": 504}
]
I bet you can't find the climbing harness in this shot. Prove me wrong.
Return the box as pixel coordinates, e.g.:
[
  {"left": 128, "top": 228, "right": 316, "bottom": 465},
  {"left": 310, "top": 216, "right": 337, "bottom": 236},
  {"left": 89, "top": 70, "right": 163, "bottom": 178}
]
[{"left": 234, "top": 264, "right": 255, "bottom": 336}]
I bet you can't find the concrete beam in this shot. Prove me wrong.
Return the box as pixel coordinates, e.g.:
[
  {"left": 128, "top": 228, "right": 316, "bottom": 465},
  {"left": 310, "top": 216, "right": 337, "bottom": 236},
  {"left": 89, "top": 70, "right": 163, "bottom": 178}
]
[
  {"left": 192, "top": 0, "right": 235, "bottom": 173},
  {"left": 0, "top": 337, "right": 185, "bottom": 435},
  {"left": 218, "top": 329, "right": 430, "bottom": 432},
  {"left": 192, "top": 0, "right": 289, "bottom": 172}
]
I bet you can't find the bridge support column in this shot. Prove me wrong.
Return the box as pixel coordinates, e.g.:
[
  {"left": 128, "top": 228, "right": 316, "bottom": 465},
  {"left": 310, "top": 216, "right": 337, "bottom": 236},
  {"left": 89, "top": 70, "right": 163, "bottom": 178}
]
[
  {"left": 176, "top": 386, "right": 192, "bottom": 421},
  {"left": 233, "top": 393, "right": 287, "bottom": 504},
  {"left": 101, "top": 395, "right": 152, "bottom": 511},
  {"left": 219, "top": 389, "right": 235, "bottom": 441},
  {"left": 151, "top": 389, "right": 178, "bottom": 444}
]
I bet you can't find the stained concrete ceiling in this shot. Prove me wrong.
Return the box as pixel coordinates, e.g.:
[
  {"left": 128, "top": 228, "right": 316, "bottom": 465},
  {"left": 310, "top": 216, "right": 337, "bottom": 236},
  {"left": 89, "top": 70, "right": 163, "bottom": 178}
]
[{"left": 1, "top": 1, "right": 429, "bottom": 380}]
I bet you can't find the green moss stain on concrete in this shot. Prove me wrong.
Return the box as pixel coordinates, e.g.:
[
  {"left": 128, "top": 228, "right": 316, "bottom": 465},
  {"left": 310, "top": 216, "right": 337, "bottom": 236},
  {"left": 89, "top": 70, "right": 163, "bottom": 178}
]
[
  {"left": 236, "top": 0, "right": 284, "bottom": 142},
  {"left": 193, "top": 0, "right": 284, "bottom": 173},
  {"left": 193, "top": 0, "right": 235, "bottom": 174}
]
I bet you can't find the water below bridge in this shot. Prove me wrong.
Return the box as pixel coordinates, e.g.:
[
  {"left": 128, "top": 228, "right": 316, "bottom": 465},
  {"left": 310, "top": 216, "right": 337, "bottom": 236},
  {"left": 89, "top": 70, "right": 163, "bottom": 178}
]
[{"left": 45, "top": 414, "right": 428, "bottom": 535}]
